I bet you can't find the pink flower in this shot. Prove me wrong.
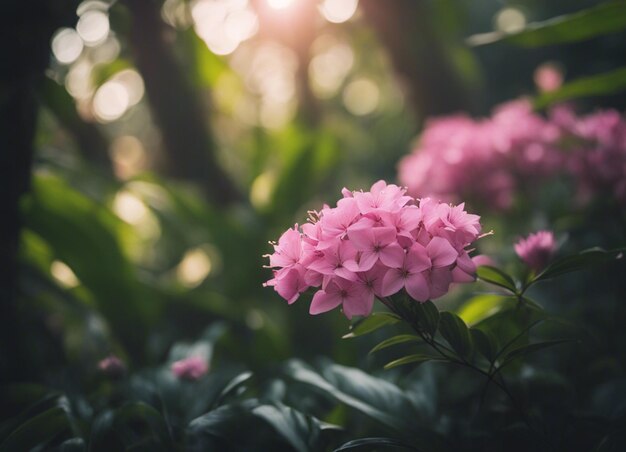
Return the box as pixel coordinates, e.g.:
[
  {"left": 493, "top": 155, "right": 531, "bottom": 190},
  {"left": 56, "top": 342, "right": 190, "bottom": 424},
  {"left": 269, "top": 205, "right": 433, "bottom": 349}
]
[
  {"left": 514, "top": 230, "right": 557, "bottom": 272},
  {"left": 171, "top": 356, "right": 209, "bottom": 380},
  {"left": 264, "top": 181, "right": 485, "bottom": 317},
  {"left": 98, "top": 355, "right": 126, "bottom": 378}
]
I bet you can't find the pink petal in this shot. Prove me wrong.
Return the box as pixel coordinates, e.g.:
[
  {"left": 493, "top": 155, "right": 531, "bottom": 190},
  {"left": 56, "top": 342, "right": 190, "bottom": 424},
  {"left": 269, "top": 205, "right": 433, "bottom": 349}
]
[
  {"left": 406, "top": 243, "right": 431, "bottom": 273},
  {"left": 452, "top": 266, "right": 475, "bottom": 283},
  {"left": 309, "top": 289, "right": 343, "bottom": 315},
  {"left": 372, "top": 226, "right": 397, "bottom": 246},
  {"left": 427, "top": 237, "right": 458, "bottom": 268},
  {"left": 335, "top": 266, "right": 358, "bottom": 281},
  {"left": 378, "top": 243, "right": 405, "bottom": 268},
  {"left": 342, "top": 284, "right": 374, "bottom": 319},
  {"left": 347, "top": 225, "right": 374, "bottom": 251},
  {"left": 381, "top": 269, "right": 405, "bottom": 297},
  {"left": 405, "top": 272, "right": 429, "bottom": 302},
  {"left": 429, "top": 268, "right": 453, "bottom": 299},
  {"left": 358, "top": 251, "right": 378, "bottom": 271}
]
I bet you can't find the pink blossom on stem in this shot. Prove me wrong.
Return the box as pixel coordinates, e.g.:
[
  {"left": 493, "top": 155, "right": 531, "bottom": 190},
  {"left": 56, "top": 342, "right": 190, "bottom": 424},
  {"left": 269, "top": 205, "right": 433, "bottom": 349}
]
[
  {"left": 171, "top": 356, "right": 209, "bottom": 380},
  {"left": 98, "top": 355, "right": 126, "bottom": 378},
  {"left": 264, "top": 181, "right": 485, "bottom": 317},
  {"left": 514, "top": 230, "right": 557, "bottom": 273}
]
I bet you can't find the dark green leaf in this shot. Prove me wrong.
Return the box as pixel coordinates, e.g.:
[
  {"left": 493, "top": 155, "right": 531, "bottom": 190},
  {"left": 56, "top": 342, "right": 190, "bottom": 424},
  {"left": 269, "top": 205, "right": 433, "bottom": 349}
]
[
  {"left": 283, "top": 360, "right": 414, "bottom": 431},
  {"left": 343, "top": 312, "right": 401, "bottom": 339},
  {"left": 438, "top": 312, "right": 473, "bottom": 359},
  {"left": 384, "top": 354, "right": 440, "bottom": 370},
  {"left": 413, "top": 300, "right": 440, "bottom": 336},
  {"left": 458, "top": 294, "right": 510, "bottom": 326},
  {"left": 0, "top": 407, "right": 70, "bottom": 452},
  {"left": 369, "top": 335, "right": 422, "bottom": 354},
  {"left": 333, "top": 437, "right": 423, "bottom": 451},
  {"left": 534, "top": 247, "right": 625, "bottom": 282},
  {"left": 535, "top": 66, "right": 626, "bottom": 108},
  {"left": 212, "top": 371, "right": 254, "bottom": 408},
  {"left": 503, "top": 339, "right": 575, "bottom": 363},
  {"left": 470, "top": 328, "right": 498, "bottom": 363},
  {"left": 59, "top": 438, "right": 86, "bottom": 452},
  {"left": 252, "top": 403, "right": 341, "bottom": 452},
  {"left": 467, "top": 3, "right": 626, "bottom": 47},
  {"left": 476, "top": 266, "right": 517, "bottom": 293}
]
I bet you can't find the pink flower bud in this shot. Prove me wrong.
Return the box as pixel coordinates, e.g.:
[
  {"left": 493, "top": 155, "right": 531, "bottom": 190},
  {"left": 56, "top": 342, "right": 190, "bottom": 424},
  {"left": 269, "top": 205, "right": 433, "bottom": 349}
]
[
  {"left": 98, "top": 355, "right": 126, "bottom": 378},
  {"left": 514, "top": 230, "right": 557, "bottom": 272},
  {"left": 171, "top": 356, "right": 209, "bottom": 380}
]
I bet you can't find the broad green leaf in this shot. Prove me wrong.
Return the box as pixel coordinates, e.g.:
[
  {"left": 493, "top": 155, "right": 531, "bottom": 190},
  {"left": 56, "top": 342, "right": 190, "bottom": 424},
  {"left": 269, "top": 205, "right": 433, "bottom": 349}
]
[
  {"left": 343, "top": 312, "right": 401, "bottom": 338},
  {"left": 535, "top": 67, "right": 626, "bottom": 108},
  {"left": 369, "top": 335, "right": 422, "bottom": 354},
  {"left": 384, "top": 354, "right": 440, "bottom": 370},
  {"left": 22, "top": 175, "right": 159, "bottom": 357},
  {"left": 0, "top": 407, "right": 70, "bottom": 452},
  {"left": 502, "top": 339, "right": 575, "bottom": 363},
  {"left": 477, "top": 266, "right": 517, "bottom": 293},
  {"left": 438, "top": 312, "right": 473, "bottom": 359},
  {"left": 470, "top": 328, "right": 498, "bottom": 363},
  {"left": 534, "top": 247, "right": 625, "bottom": 282},
  {"left": 333, "top": 437, "right": 423, "bottom": 451},
  {"left": 283, "top": 360, "right": 413, "bottom": 431},
  {"left": 212, "top": 371, "right": 254, "bottom": 408},
  {"left": 389, "top": 298, "right": 439, "bottom": 336},
  {"left": 458, "top": 294, "right": 510, "bottom": 326},
  {"left": 252, "top": 403, "right": 341, "bottom": 452},
  {"left": 467, "top": 3, "right": 626, "bottom": 47},
  {"left": 59, "top": 438, "right": 86, "bottom": 452}
]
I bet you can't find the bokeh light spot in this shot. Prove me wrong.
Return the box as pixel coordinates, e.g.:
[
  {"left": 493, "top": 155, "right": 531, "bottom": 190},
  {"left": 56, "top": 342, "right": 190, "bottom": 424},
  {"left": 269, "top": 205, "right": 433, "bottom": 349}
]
[
  {"left": 320, "top": 0, "right": 358, "bottom": 23},
  {"left": 267, "top": 0, "right": 296, "bottom": 10},
  {"left": 343, "top": 78, "right": 380, "bottom": 116},
  {"left": 494, "top": 7, "right": 526, "bottom": 33},
  {"left": 51, "top": 28, "right": 84, "bottom": 65},
  {"left": 51, "top": 260, "right": 80, "bottom": 288},
  {"left": 177, "top": 247, "right": 213, "bottom": 288},
  {"left": 93, "top": 81, "right": 130, "bottom": 122},
  {"left": 110, "top": 136, "right": 147, "bottom": 180},
  {"left": 76, "top": 10, "right": 110, "bottom": 46}
]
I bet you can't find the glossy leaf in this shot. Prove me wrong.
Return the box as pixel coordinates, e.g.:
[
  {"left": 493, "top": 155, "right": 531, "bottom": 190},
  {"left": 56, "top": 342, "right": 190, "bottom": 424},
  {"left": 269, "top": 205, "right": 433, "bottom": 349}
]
[
  {"left": 342, "top": 312, "right": 401, "bottom": 339},
  {"left": 333, "top": 437, "right": 423, "bottom": 451},
  {"left": 534, "top": 247, "right": 625, "bottom": 282},
  {"left": 252, "top": 403, "right": 341, "bottom": 452},
  {"left": 391, "top": 298, "right": 440, "bottom": 336},
  {"left": 476, "top": 266, "right": 517, "bottom": 293},
  {"left": 438, "top": 312, "right": 473, "bottom": 359},
  {"left": 0, "top": 407, "right": 70, "bottom": 452},
  {"left": 369, "top": 334, "right": 422, "bottom": 354},
  {"left": 384, "top": 354, "right": 440, "bottom": 370},
  {"left": 458, "top": 294, "right": 510, "bottom": 326},
  {"left": 467, "top": 3, "right": 626, "bottom": 47},
  {"left": 212, "top": 371, "right": 254, "bottom": 408}
]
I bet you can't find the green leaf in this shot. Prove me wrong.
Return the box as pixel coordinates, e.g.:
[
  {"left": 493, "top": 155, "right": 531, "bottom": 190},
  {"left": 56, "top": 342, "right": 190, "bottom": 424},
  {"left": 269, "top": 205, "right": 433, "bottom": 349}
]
[
  {"left": 333, "top": 437, "right": 423, "bottom": 451},
  {"left": 369, "top": 335, "right": 422, "bottom": 354},
  {"left": 470, "top": 328, "right": 498, "bottom": 363},
  {"left": 0, "top": 407, "right": 70, "bottom": 452},
  {"left": 22, "top": 175, "right": 160, "bottom": 357},
  {"left": 467, "top": 3, "right": 626, "bottom": 47},
  {"left": 384, "top": 354, "right": 440, "bottom": 370},
  {"left": 212, "top": 371, "right": 254, "bottom": 408},
  {"left": 457, "top": 294, "right": 510, "bottom": 326},
  {"left": 389, "top": 298, "right": 439, "bottom": 336},
  {"left": 476, "top": 266, "right": 517, "bottom": 293},
  {"left": 283, "top": 360, "right": 414, "bottom": 431},
  {"left": 438, "top": 312, "right": 473, "bottom": 359},
  {"left": 343, "top": 312, "right": 401, "bottom": 339},
  {"left": 252, "top": 403, "right": 341, "bottom": 452},
  {"left": 535, "top": 66, "right": 626, "bottom": 108},
  {"left": 534, "top": 247, "right": 625, "bottom": 282},
  {"left": 502, "top": 339, "right": 575, "bottom": 363},
  {"left": 59, "top": 438, "right": 86, "bottom": 452}
]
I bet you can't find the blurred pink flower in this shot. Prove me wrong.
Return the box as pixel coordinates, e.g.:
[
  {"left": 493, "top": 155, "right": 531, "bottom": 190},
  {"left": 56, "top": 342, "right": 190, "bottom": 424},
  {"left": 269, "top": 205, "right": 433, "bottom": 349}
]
[
  {"left": 514, "top": 230, "right": 557, "bottom": 272},
  {"left": 265, "top": 181, "right": 485, "bottom": 317},
  {"left": 171, "top": 356, "right": 209, "bottom": 380},
  {"left": 98, "top": 355, "right": 126, "bottom": 378},
  {"left": 534, "top": 63, "right": 564, "bottom": 92}
]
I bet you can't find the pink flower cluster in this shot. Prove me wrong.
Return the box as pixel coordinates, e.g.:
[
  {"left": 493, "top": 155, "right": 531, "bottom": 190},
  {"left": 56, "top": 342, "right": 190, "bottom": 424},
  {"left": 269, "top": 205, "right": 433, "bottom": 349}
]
[
  {"left": 398, "top": 100, "right": 626, "bottom": 210},
  {"left": 514, "top": 230, "right": 557, "bottom": 273},
  {"left": 264, "top": 181, "right": 483, "bottom": 319}
]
